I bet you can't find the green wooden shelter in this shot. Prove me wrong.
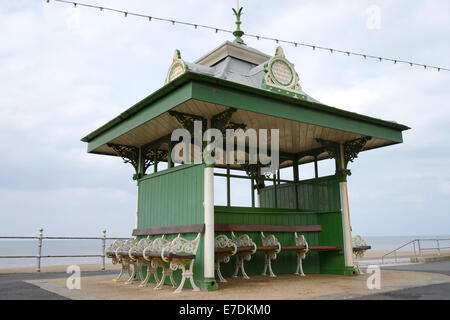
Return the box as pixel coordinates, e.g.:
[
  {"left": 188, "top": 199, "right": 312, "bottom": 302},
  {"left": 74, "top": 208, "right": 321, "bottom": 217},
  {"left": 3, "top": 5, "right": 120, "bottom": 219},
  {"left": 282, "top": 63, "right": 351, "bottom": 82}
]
[{"left": 81, "top": 9, "right": 409, "bottom": 291}]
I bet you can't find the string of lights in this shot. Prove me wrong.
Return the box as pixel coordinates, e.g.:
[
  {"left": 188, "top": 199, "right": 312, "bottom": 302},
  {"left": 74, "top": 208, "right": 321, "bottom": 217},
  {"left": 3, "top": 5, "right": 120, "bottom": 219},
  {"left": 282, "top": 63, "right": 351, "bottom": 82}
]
[{"left": 48, "top": 0, "right": 449, "bottom": 72}]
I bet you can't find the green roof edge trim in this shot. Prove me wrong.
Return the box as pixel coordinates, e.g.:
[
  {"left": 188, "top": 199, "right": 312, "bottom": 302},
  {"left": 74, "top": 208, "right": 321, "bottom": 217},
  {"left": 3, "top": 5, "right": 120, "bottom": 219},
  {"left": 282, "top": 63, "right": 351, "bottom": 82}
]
[{"left": 81, "top": 72, "right": 410, "bottom": 144}]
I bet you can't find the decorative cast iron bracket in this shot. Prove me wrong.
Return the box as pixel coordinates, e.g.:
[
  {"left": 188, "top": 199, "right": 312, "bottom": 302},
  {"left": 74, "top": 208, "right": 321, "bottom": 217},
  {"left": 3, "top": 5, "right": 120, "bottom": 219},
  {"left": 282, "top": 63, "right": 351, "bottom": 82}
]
[
  {"left": 316, "top": 136, "right": 372, "bottom": 181},
  {"left": 343, "top": 136, "right": 372, "bottom": 167},
  {"left": 108, "top": 143, "right": 168, "bottom": 180},
  {"left": 168, "top": 110, "right": 207, "bottom": 136},
  {"left": 141, "top": 147, "right": 168, "bottom": 174},
  {"left": 108, "top": 143, "right": 140, "bottom": 176},
  {"left": 211, "top": 108, "right": 246, "bottom": 136},
  {"left": 240, "top": 163, "right": 272, "bottom": 191},
  {"left": 315, "top": 139, "right": 340, "bottom": 162}
]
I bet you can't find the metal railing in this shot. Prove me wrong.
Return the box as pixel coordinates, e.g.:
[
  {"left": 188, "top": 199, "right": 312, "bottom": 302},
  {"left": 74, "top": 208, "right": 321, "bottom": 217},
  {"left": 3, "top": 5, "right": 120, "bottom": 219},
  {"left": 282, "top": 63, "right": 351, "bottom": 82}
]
[
  {"left": 381, "top": 238, "right": 450, "bottom": 264},
  {"left": 0, "top": 228, "right": 132, "bottom": 272}
]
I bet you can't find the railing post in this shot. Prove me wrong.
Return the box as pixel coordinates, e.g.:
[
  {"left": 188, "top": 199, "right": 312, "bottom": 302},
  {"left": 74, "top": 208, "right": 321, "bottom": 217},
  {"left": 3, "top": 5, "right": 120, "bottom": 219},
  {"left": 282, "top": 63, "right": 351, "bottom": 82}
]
[
  {"left": 418, "top": 240, "right": 422, "bottom": 257},
  {"left": 36, "top": 228, "right": 43, "bottom": 272},
  {"left": 437, "top": 240, "right": 441, "bottom": 256},
  {"left": 413, "top": 240, "right": 417, "bottom": 261},
  {"left": 101, "top": 230, "right": 106, "bottom": 271}
]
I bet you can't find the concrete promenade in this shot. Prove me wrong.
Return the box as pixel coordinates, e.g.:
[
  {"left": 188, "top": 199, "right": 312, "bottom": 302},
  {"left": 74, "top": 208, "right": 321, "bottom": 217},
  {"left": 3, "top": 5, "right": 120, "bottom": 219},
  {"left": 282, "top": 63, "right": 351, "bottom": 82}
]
[{"left": 0, "top": 261, "right": 449, "bottom": 300}]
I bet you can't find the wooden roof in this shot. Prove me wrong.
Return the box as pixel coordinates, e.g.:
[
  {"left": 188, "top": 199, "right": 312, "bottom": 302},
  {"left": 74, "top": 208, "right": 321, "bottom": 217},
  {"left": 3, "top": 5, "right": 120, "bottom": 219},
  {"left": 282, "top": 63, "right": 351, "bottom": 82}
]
[{"left": 83, "top": 72, "right": 409, "bottom": 167}]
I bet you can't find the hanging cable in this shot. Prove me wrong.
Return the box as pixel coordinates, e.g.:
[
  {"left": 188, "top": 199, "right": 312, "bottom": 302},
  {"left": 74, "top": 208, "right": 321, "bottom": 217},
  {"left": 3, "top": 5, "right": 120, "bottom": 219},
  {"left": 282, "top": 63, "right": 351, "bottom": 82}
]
[{"left": 47, "top": 0, "right": 450, "bottom": 72}]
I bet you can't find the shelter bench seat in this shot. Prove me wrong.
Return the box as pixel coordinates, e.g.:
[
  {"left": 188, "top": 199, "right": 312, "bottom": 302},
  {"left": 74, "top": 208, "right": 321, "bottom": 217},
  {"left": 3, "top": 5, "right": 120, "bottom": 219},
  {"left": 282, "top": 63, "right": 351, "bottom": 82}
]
[
  {"left": 107, "top": 236, "right": 169, "bottom": 287},
  {"left": 106, "top": 224, "right": 205, "bottom": 293},
  {"left": 352, "top": 235, "right": 371, "bottom": 274},
  {"left": 106, "top": 239, "right": 137, "bottom": 282},
  {"left": 214, "top": 224, "right": 342, "bottom": 280}
]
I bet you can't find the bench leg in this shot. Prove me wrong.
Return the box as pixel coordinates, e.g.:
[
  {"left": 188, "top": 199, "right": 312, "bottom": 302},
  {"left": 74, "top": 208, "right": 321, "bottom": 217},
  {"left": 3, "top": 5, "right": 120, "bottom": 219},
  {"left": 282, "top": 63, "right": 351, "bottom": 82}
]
[
  {"left": 114, "top": 267, "right": 125, "bottom": 282},
  {"left": 126, "top": 261, "right": 143, "bottom": 284},
  {"left": 139, "top": 265, "right": 151, "bottom": 287},
  {"left": 125, "top": 263, "right": 136, "bottom": 284},
  {"left": 155, "top": 264, "right": 177, "bottom": 290},
  {"left": 114, "top": 259, "right": 130, "bottom": 282},
  {"left": 232, "top": 256, "right": 240, "bottom": 278},
  {"left": 261, "top": 256, "right": 268, "bottom": 276},
  {"left": 215, "top": 255, "right": 231, "bottom": 283},
  {"left": 233, "top": 254, "right": 250, "bottom": 279},
  {"left": 138, "top": 262, "right": 159, "bottom": 288},
  {"left": 354, "top": 256, "right": 363, "bottom": 275},
  {"left": 294, "top": 253, "right": 306, "bottom": 277},
  {"left": 137, "top": 262, "right": 144, "bottom": 282},
  {"left": 262, "top": 254, "right": 276, "bottom": 277},
  {"left": 174, "top": 261, "right": 200, "bottom": 294},
  {"left": 215, "top": 261, "right": 227, "bottom": 283}
]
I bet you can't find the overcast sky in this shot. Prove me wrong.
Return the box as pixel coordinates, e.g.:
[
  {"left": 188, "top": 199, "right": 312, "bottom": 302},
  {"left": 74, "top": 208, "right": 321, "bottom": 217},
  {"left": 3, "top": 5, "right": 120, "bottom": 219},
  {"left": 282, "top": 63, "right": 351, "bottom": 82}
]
[{"left": 1, "top": 0, "right": 449, "bottom": 237}]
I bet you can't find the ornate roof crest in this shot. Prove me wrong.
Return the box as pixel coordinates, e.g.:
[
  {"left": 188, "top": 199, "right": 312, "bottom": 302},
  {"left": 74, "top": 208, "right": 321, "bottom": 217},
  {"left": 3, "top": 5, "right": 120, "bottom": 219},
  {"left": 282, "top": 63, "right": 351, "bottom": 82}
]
[
  {"left": 262, "top": 46, "right": 306, "bottom": 100},
  {"left": 164, "top": 49, "right": 189, "bottom": 85}
]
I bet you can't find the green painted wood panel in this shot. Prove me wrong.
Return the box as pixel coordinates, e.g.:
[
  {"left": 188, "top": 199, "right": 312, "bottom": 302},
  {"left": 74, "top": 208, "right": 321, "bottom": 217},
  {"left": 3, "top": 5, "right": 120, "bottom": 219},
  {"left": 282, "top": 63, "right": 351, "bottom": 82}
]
[
  {"left": 137, "top": 163, "right": 206, "bottom": 289},
  {"left": 137, "top": 164, "right": 204, "bottom": 228},
  {"left": 215, "top": 207, "right": 321, "bottom": 277},
  {"left": 259, "top": 175, "right": 345, "bottom": 275}
]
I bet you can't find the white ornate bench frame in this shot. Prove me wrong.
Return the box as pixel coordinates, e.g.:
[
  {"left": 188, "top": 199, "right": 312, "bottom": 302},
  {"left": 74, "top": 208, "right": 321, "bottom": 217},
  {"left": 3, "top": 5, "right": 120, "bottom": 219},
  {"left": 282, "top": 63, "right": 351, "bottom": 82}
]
[
  {"left": 260, "top": 232, "right": 281, "bottom": 277},
  {"left": 231, "top": 231, "right": 257, "bottom": 279},
  {"left": 214, "top": 234, "right": 237, "bottom": 283},
  {"left": 294, "top": 233, "right": 309, "bottom": 277},
  {"left": 160, "top": 233, "right": 201, "bottom": 293}
]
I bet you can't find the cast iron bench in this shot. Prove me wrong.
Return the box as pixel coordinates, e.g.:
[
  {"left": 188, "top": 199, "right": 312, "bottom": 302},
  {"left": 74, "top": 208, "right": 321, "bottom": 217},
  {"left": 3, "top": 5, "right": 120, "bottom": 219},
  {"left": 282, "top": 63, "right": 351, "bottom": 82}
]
[
  {"left": 107, "top": 237, "right": 164, "bottom": 286},
  {"left": 106, "top": 239, "right": 136, "bottom": 282},
  {"left": 214, "top": 224, "right": 342, "bottom": 280},
  {"left": 352, "top": 235, "right": 371, "bottom": 274},
  {"left": 131, "top": 224, "right": 204, "bottom": 293}
]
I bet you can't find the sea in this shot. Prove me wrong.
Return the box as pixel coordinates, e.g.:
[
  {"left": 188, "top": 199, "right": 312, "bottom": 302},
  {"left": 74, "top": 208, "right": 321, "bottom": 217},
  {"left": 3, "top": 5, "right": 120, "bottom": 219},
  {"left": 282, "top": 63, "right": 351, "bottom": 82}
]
[
  {"left": 0, "top": 236, "right": 449, "bottom": 269},
  {"left": 0, "top": 238, "right": 119, "bottom": 269}
]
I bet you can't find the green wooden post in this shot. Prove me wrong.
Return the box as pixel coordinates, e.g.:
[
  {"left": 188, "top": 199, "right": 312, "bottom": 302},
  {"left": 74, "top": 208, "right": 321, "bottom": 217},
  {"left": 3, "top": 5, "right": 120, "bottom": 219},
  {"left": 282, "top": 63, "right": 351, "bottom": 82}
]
[
  {"left": 154, "top": 148, "right": 158, "bottom": 173},
  {"left": 293, "top": 161, "right": 299, "bottom": 182},
  {"left": 273, "top": 173, "right": 278, "bottom": 209},
  {"left": 314, "top": 156, "right": 319, "bottom": 179},
  {"left": 251, "top": 178, "right": 255, "bottom": 208},
  {"left": 138, "top": 147, "right": 145, "bottom": 177},
  {"left": 226, "top": 165, "right": 231, "bottom": 207},
  {"left": 293, "top": 159, "right": 299, "bottom": 210},
  {"left": 334, "top": 156, "right": 341, "bottom": 175},
  {"left": 277, "top": 169, "right": 281, "bottom": 185},
  {"left": 168, "top": 141, "right": 173, "bottom": 168},
  {"left": 136, "top": 148, "right": 144, "bottom": 229}
]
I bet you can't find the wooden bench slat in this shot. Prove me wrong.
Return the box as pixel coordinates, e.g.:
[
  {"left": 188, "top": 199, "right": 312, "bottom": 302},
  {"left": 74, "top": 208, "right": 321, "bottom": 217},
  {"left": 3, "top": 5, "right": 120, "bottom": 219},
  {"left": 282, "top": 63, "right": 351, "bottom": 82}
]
[
  {"left": 130, "top": 252, "right": 143, "bottom": 258},
  {"left": 132, "top": 224, "right": 205, "bottom": 236},
  {"left": 281, "top": 246, "right": 307, "bottom": 251},
  {"left": 257, "top": 246, "right": 279, "bottom": 252},
  {"left": 214, "top": 224, "right": 322, "bottom": 233},
  {"left": 116, "top": 251, "right": 131, "bottom": 256},
  {"left": 309, "top": 246, "right": 342, "bottom": 251},
  {"left": 236, "top": 246, "right": 255, "bottom": 253},
  {"left": 353, "top": 246, "right": 371, "bottom": 252},
  {"left": 166, "top": 253, "right": 196, "bottom": 260},
  {"left": 215, "top": 248, "right": 235, "bottom": 254},
  {"left": 134, "top": 251, "right": 196, "bottom": 260},
  {"left": 214, "top": 246, "right": 255, "bottom": 254}
]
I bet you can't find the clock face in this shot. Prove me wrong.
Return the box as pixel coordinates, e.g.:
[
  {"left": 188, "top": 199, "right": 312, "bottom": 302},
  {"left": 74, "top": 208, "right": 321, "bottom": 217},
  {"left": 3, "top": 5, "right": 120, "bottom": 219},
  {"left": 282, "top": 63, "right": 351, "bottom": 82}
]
[{"left": 270, "top": 59, "right": 294, "bottom": 87}]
